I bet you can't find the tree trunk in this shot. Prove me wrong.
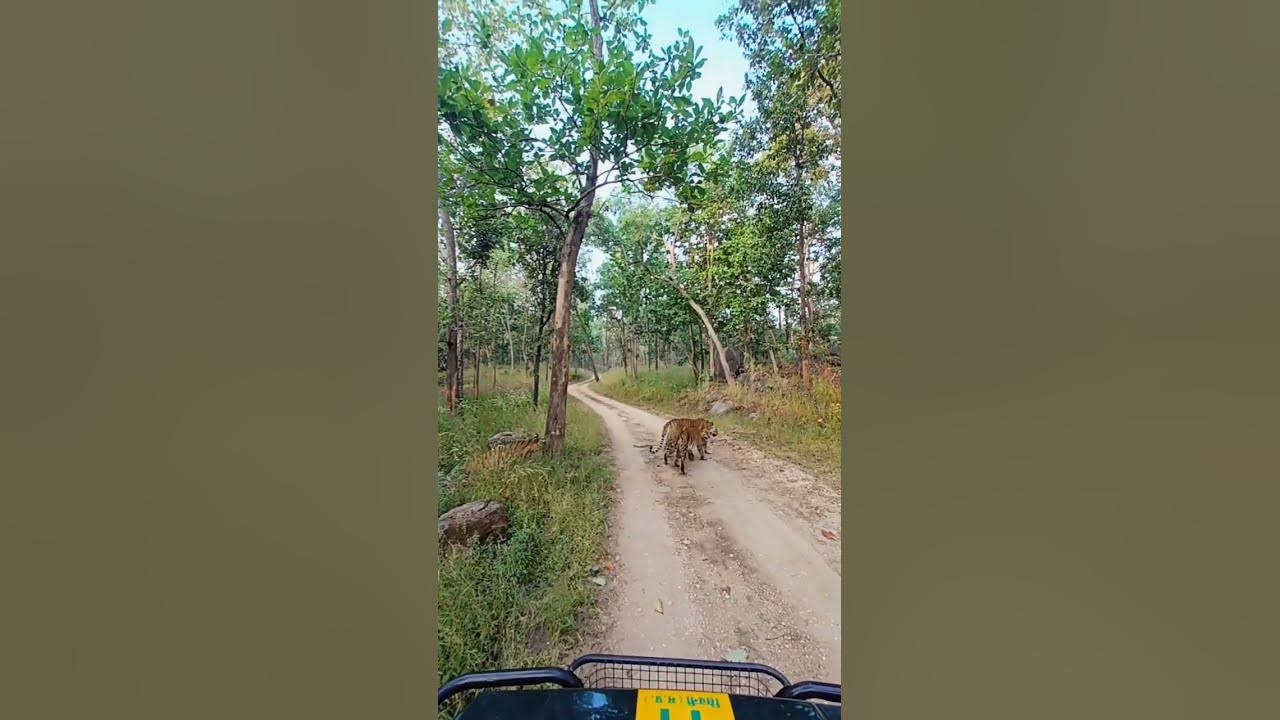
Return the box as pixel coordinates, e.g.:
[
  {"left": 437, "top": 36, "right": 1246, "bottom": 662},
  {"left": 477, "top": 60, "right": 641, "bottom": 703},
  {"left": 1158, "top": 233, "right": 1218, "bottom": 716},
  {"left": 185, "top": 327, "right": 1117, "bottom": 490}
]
[
  {"left": 543, "top": 0, "right": 605, "bottom": 457},
  {"left": 661, "top": 238, "right": 736, "bottom": 388},
  {"left": 531, "top": 304, "right": 552, "bottom": 407},
  {"left": 793, "top": 121, "right": 814, "bottom": 390},
  {"left": 586, "top": 333, "right": 601, "bottom": 382},
  {"left": 505, "top": 311, "right": 515, "bottom": 372},
  {"left": 441, "top": 206, "right": 462, "bottom": 413},
  {"left": 707, "top": 327, "right": 713, "bottom": 383},
  {"left": 627, "top": 319, "right": 637, "bottom": 376},
  {"left": 765, "top": 323, "right": 781, "bottom": 375},
  {"left": 532, "top": 337, "right": 544, "bottom": 407},
  {"left": 520, "top": 311, "right": 529, "bottom": 373},
  {"left": 677, "top": 291, "right": 733, "bottom": 387},
  {"left": 473, "top": 270, "right": 483, "bottom": 400},
  {"left": 688, "top": 323, "right": 701, "bottom": 382},
  {"left": 797, "top": 217, "right": 812, "bottom": 389},
  {"left": 544, "top": 207, "right": 592, "bottom": 455}
]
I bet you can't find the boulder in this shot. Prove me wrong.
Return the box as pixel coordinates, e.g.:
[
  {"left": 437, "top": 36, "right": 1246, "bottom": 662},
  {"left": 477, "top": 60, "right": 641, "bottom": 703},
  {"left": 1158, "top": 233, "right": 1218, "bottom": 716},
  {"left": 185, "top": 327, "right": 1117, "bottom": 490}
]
[
  {"left": 438, "top": 500, "right": 511, "bottom": 551},
  {"left": 711, "top": 347, "right": 746, "bottom": 382},
  {"left": 488, "top": 431, "right": 538, "bottom": 448},
  {"left": 709, "top": 400, "right": 736, "bottom": 416}
]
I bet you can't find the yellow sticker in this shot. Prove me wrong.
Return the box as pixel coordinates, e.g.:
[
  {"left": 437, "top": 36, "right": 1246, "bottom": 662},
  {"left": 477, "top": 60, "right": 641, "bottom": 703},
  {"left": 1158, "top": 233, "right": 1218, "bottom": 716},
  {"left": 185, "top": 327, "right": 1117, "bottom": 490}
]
[{"left": 635, "top": 689, "right": 735, "bottom": 720}]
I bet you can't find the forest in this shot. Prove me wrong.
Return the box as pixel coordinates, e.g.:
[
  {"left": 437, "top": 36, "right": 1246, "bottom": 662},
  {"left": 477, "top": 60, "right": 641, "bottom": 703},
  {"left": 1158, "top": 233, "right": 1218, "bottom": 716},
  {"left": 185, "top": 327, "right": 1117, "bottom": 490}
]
[
  {"left": 438, "top": 0, "right": 842, "bottom": 699},
  {"left": 439, "top": 0, "right": 841, "bottom": 449}
]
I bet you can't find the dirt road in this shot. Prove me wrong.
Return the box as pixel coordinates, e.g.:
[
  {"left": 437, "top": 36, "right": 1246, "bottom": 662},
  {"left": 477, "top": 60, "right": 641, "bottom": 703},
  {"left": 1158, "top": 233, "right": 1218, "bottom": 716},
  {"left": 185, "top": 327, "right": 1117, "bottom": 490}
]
[{"left": 569, "top": 381, "right": 841, "bottom": 684}]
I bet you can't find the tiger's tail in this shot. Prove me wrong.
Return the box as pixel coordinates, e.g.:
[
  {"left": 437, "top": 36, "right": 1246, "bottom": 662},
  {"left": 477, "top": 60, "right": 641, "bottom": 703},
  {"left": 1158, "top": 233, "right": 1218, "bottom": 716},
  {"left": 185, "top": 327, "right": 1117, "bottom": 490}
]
[{"left": 649, "top": 422, "right": 671, "bottom": 455}]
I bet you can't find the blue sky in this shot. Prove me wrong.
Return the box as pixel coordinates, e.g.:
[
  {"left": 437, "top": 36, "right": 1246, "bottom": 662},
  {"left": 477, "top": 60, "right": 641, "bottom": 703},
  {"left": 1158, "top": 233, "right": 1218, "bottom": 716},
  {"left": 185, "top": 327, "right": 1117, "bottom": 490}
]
[
  {"left": 584, "top": 0, "right": 751, "bottom": 279},
  {"left": 640, "top": 0, "right": 751, "bottom": 115}
]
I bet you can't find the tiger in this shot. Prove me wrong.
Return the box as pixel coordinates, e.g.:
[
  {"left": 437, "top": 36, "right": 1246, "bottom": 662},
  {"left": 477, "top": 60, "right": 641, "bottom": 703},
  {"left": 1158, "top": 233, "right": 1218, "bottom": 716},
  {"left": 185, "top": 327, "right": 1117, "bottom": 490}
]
[{"left": 648, "top": 418, "right": 717, "bottom": 473}]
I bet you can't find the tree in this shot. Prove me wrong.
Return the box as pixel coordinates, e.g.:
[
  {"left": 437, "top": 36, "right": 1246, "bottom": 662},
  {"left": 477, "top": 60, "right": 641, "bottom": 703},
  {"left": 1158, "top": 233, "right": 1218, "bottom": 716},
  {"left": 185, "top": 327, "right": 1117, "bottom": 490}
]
[
  {"left": 720, "top": 0, "right": 840, "bottom": 388},
  {"left": 440, "top": 0, "right": 738, "bottom": 455},
  {"left": 440, "top": 200, "right": 463, "bottom": 412},
  {"left": 718, "top": 0, "right": 840, "bottom": 129},
  {"left": 596, "top": 196, "right": 740, "bottom": 387}
]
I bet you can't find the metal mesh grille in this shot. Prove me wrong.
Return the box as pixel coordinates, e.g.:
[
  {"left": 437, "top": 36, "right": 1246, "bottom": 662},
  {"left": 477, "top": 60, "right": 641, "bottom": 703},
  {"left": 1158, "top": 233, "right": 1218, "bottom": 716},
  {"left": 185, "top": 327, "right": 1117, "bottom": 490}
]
[
  {"left": 573, "top": 659, "right": 784, "bottom": 697},
  {"left": 437, "top": 690, "right": 473, "bottom": 720}
]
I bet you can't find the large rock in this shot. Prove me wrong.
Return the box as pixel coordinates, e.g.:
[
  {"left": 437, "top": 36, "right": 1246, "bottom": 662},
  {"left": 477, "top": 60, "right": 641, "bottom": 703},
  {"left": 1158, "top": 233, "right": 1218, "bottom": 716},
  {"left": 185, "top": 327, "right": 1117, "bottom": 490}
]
[
  {"left": 438, "top": 500, "right": 511, "bottom": 551},
  {"left": 488, "top": 431, "right": 538, "bottom": 448},
  {"left": 711, "top": 347, "right": 746, "bottom": 382},
  {"left": 709, "top": 400, "right": 736, "bottom": 416}
]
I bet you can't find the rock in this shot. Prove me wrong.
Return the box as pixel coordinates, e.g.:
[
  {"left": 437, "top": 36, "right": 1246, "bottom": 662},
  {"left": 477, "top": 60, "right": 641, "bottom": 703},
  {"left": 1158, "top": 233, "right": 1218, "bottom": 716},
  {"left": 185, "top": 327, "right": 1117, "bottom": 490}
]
[
  {"left": 711, "top": 347, "right": 746, "bottom": 382},
  {"left": 438, "top": 500, "right": 511, "bottom": 551},
  {"left": 748, "top": 412, "right": 760, "bottom": 421},
  {"left": 590, "top": 576, "right": 607, "bottom": 587},
  {"left": 709, "top": 400, "right": 736, "bottom": 416},
  {"left": 723, "top": 649, "right": 749, "bottom": 663},
  {"left": 488, "top": 431, "right": 538, "bottom": 448}
]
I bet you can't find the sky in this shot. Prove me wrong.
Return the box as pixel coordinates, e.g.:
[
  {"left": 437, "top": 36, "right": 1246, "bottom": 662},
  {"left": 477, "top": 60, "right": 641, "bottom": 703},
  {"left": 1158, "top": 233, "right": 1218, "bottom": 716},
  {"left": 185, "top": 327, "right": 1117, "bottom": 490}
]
[
  {"left": 641, "top": 0, "right": 752, "bottom": 115},
  {"left": 581, "top": 0, "right": 751, "bottom": 281}
]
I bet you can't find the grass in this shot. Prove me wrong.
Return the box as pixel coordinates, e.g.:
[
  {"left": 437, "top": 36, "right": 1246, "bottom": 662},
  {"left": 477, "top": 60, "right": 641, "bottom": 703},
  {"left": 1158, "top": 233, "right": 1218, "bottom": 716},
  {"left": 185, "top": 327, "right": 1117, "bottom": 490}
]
[
  {"left": 437, "top": 371, "right": 611, "bottom": 716},
  {"left": 593, "top": 365, "right": 842, "bottom": 482}
]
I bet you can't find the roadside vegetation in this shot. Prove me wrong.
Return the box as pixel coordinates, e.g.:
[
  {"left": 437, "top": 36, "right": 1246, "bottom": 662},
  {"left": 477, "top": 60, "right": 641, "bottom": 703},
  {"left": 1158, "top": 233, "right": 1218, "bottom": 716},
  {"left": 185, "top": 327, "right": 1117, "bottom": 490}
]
[{"left": 437, "top": 369, "right": 610, "bottom": 711}]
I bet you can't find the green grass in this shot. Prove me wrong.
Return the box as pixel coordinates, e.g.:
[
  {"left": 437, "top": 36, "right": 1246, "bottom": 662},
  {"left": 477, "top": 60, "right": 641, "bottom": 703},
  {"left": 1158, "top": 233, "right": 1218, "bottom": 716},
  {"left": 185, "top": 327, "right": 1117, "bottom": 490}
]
[
  {"left": 437, "top": 380, "right": 611, "bottom": 713},
  {"left": 593, "top": 365, "right": 841, "bottom": 483}
]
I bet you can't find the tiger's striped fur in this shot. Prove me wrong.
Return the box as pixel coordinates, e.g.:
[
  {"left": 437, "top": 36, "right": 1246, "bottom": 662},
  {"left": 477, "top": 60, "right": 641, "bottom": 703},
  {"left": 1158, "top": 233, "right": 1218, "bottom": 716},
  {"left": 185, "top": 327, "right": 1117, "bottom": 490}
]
[{"left": 648, "top": 418, "right": 717, "bottom": 473}]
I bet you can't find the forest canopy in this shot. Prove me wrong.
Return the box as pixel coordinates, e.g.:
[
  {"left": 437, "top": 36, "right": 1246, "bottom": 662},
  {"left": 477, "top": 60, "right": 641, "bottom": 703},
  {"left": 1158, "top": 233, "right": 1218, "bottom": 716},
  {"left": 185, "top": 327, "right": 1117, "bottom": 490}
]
[{"left": 439, "top": 0, "right": 841, "bottom": 454}]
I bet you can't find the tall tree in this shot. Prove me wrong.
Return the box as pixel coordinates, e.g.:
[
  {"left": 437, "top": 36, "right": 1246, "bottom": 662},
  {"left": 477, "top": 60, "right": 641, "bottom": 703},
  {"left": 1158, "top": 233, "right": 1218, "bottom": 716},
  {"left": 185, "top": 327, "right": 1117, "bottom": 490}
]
[
  {"left": 440, "top": 199, "right": 463, "bottom": 412},
  {"left": 440, "top": 0, "right": 737, "bottom": 455},
  {"left": 720, "top": 0, "right": 840, "bottom": 387}
]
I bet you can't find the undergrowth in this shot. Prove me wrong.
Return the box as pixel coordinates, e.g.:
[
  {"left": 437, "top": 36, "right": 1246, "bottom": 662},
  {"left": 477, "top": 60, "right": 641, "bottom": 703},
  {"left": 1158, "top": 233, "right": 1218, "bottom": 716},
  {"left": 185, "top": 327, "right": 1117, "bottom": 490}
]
[{"left": 437, "top": 383, "right": 611, "bottom": 716}]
